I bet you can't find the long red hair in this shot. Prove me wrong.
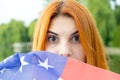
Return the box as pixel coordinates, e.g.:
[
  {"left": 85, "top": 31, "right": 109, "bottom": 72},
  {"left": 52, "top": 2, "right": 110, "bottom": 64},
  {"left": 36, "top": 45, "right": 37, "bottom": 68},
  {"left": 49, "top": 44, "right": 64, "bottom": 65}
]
[{"left": 32, "top": 0, "right": 108, "bottom": 69}]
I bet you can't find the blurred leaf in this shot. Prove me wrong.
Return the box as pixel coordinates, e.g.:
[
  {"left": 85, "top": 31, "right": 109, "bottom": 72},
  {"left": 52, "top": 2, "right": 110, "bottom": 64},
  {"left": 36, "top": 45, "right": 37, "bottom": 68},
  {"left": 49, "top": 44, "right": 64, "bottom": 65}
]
[{"left": 28, "top": 19, "right": 37, "bottom": 40}]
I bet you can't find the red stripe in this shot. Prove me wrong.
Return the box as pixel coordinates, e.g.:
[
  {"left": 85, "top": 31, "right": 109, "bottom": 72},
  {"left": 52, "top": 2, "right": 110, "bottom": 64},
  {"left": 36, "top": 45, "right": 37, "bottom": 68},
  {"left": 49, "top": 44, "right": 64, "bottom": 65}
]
[{"left": 61, "top": 58, "right": 120, "bottom": 80}]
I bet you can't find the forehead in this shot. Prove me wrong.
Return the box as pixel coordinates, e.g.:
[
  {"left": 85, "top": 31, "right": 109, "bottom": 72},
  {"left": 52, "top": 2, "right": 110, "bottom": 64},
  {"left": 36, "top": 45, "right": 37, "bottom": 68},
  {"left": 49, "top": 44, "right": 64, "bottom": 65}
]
[{"left": 48, "top": 15, "right": 78, "bottom": 34}]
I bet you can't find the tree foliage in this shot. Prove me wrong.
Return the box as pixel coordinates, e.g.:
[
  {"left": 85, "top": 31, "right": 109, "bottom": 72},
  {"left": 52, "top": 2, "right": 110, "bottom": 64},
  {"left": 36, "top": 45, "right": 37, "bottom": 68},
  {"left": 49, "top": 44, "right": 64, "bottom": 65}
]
[
  {"left": 0, "top": 19, "right": 30, "bottom": 60},
  {"left": 110, "top": 25, "right": 120, "bottom": 47},
  {"left": 109, "top": 5, "right": 120, "bottom": 47},
  {"left": 114, "top": 5, "right": 120, "bottom": 25},
  {"left": 28, "top": 19, "right": 37, "bottom": 40}
]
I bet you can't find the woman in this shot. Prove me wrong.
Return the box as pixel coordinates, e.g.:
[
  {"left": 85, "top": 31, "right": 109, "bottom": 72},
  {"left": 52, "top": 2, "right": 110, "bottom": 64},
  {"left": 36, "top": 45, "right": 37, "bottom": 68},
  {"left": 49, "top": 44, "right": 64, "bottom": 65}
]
[{"left": 32, "top": 0, "right": 108, "bottom": 69}]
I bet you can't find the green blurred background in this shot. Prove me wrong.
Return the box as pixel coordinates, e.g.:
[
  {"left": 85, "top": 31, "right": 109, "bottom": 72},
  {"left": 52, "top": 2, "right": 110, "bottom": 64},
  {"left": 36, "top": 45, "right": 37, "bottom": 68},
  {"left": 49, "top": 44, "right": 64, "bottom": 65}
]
[{"left": 0, "top": 0, "right": 120, "bottom": 73}]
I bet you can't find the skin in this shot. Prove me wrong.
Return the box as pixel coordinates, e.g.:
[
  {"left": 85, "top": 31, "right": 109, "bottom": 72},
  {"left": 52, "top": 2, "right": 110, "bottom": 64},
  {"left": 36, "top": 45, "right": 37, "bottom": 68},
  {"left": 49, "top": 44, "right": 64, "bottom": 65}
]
[{"left": 45, "top": 15, "right": 86, "bottom": 62}]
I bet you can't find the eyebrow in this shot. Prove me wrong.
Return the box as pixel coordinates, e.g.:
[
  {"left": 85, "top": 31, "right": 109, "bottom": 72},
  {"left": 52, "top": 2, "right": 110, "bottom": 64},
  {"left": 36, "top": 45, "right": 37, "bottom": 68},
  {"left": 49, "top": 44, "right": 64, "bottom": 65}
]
[
  {"left": 47, "top": 30, "right": 78, "bottom": 36},
  {"left": 47, "top": 31, "right": 58, "bottom": 36},
  {"left": 71, "top": 31, "right": 78, "bottom": 36}
]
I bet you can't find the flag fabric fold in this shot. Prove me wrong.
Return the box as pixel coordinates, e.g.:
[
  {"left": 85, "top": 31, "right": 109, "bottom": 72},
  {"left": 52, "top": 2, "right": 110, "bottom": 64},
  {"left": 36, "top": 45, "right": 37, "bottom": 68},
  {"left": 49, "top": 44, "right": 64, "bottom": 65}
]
[{"left": 0, "top": 51, "right": 120, "bottom": 80}]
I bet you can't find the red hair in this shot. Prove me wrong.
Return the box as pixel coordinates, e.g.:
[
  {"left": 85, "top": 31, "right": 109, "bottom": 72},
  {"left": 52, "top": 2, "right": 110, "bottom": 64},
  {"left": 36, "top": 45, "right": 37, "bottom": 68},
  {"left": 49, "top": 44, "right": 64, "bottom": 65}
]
[{"left": 32, "top": 0, "right": 108, "bottom": 69}]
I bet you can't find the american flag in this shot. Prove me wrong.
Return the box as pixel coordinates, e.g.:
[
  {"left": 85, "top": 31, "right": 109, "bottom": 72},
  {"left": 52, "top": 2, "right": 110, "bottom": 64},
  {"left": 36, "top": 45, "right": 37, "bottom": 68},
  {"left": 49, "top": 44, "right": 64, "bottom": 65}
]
[{"left": 0, "top": 51, "right": 120, "bottom": 80}]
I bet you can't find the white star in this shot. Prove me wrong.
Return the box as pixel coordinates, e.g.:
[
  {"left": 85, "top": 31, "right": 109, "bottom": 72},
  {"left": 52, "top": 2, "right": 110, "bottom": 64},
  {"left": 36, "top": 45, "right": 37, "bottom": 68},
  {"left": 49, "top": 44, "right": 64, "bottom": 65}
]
[
  {"left": 38, "top": 58, "right": 54, "bottom": 70},
  {"left": 19, "top": 56, "right": 29, "bottom": 72},
  {"left": 58, "top": 77, "right": 64, "bottom": 80},
  {"left": 33, "top": 78, "right": 36, "bottom": 80}
]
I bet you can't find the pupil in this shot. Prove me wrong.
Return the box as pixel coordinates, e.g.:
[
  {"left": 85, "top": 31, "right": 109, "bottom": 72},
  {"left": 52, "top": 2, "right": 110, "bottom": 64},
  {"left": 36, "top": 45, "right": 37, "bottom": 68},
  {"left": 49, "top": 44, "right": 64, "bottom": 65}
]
[
  {"left": 51, "top": 36, "right": 56, "bottom": 41},
  {"left": 75, "top": 36, "right": 79, "bottom": 41}
]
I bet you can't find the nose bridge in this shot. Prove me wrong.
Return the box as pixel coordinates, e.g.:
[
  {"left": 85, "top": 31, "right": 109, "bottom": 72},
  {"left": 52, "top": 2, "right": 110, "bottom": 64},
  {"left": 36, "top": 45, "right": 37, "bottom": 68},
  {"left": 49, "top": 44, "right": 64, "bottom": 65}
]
[{"left": 58, "top": 40, "right": 71, "bottom": 56}]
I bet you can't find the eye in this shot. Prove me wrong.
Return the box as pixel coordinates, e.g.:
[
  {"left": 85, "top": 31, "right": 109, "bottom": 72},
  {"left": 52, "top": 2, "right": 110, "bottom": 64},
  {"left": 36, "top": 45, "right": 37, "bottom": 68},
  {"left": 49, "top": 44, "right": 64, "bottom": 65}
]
[
  {"left": 71, "top": 35, "right": 80, "bottom": 43},
  {"left": 47, "top": 35, "right": 58, "bottom": 43}
]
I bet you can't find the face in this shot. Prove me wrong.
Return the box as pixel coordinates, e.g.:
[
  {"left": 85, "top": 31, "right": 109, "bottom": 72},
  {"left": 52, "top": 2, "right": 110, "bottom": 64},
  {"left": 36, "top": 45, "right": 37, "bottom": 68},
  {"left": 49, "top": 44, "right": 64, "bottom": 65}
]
[{"left": 45, "top": 15, "right": 86, "bottom": 62}]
